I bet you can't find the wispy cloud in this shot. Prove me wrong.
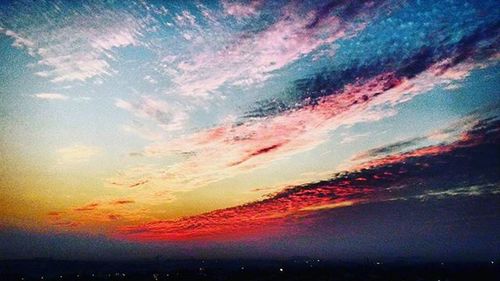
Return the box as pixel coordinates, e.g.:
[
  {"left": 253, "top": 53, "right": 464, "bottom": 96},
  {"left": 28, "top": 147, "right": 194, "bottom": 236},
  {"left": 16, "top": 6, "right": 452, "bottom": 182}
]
[
  {"left": 111, "top": 200, "right": 135, "bottom": 205},
  {"left": 1, "top": 5, "right": 145, "bottom": 83},
  {"left": 0, "top": 28, "right": 36, "bottom": 55},
  {"left": 117, "top": 56, "right": 493, "bottom": 194},
  {"left": 50, "top": 197, "right": 155, "bottom": 228},
  {"left": 222, "top": 0, "right": 263, "bottom": 19},
  {"left": 130, "top": 11, "right": 499, "bottom": 194},
  {"left": 115, "top": 96, "right": 188, "bottom": 132},
  {"left": 33, "top": 92, "right": 69, "bottom": 100},
  {"left": 57, "top": 144, "right": 101, "bottom": 164},
  {"left": 74, "top": 202, "right": 99, "bottom": 212},
  {"left": 163, "top": 1, "right": 386, "bottom": 98},
  {"left": 413, "top": 184, "right": 499, "bottom": 201}
]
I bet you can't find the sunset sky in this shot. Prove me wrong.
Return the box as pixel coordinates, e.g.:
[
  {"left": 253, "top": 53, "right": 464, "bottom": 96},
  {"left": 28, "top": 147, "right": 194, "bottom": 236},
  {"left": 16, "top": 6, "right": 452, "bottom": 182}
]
[{"left": 0, "top": 0, "right": 499, "bottom": 260}]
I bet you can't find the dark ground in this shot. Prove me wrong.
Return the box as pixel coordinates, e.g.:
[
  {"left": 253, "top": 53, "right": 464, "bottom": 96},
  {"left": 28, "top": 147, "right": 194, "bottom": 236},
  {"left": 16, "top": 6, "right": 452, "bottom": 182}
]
[{"left": 0, "top": 258, "right": 498, "bottom": 281}]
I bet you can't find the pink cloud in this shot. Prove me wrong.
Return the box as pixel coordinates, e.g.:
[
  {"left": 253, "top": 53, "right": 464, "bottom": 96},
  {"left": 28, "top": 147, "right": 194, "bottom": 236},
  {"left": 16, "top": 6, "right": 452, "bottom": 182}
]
[
  {"left": 222, "top": 0, "right": 263, "bottom": 19},
  {"left": 167, "top": 3, "right": 361, "bottom": 98},
  {"left": 111, "top": 57, "right": 491, "bottom": 195},
  {"left": 116, "top": 114, "right": 498, "bottom": 241}
]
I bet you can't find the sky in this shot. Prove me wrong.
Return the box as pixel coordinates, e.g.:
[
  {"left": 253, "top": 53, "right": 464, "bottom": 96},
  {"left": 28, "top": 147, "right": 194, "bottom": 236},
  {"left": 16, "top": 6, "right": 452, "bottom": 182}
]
[{"left": 0, "top": 0, "right": 499, "bottom": 260}]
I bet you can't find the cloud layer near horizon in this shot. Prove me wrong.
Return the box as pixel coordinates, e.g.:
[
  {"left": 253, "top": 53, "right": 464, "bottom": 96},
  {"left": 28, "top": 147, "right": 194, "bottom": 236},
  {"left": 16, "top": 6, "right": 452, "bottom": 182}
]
[{"left": 116, "top": 114, "right": 500, "bottom": 241}]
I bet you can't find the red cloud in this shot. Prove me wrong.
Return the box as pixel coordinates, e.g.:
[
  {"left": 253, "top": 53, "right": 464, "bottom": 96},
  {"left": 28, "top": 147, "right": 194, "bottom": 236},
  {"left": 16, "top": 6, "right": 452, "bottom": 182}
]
[
  {"left": 116, "top": 116, "right": 498, "bottom": 242},
  {"left": 117, "top": 185, "right": 372, "bottom": 241}
]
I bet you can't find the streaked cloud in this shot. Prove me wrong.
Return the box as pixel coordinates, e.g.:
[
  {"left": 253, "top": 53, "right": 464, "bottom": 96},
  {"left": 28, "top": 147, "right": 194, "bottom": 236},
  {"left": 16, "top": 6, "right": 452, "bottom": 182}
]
[
  {"left": 33, "top": 92, "right": 69, "bottom": 100},
  {"left": 114, "top": 55, "right": 494, "bottom": 195},
  {"left": 111, "top": 200, "right": 135, "bottom": 205},
  {"left": 1, "top": 4, "right": 145, "bottom": 83},
  {"left": 74, "top": 202, "right": 99, "bottom": 212},
  {"left": 57, "top": 144, "right": 102, "bottom": 164},
  {"left": 117, "top": 115, "right": 500, "bottom": 241},
  {"left": 164, "top": 1, "right": 387, "bottom": 98},
  {"left": 115, "top": 96, "right": 188, "bottom": 132}
]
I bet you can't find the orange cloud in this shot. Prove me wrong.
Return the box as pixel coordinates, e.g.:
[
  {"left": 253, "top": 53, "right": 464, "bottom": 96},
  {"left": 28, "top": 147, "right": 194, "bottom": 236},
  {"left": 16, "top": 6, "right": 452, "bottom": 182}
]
[
  {"left": 74, "top": 203, "right": 99, "bottom": 212},
  {"left": 111, "top": 200, "right": 135, "bottom": 205}
]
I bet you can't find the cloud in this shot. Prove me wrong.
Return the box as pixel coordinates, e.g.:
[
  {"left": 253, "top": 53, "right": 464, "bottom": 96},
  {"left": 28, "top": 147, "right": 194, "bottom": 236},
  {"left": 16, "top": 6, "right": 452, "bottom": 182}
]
[
  {"left": 115, "top": 96, "right": 188, "bottom": 132},
  {"left": 339, "top": 132, "right": 370, "bottom": 145},
  {"left": 111, "top": 200, "right": 135, "bottom": 205},
  {"left": 350, "top": 112, "right": 484, "bottom": 164},
  {"left": 33, "top": 93, "right": 68, "bottom": 100},
  {"left": 413, "top": 184, "right": 499, "bottom": 201},
  {"left": 118, "top": 54, "right": 493, "bottom": 194},
  {"left": 352, "top": 136, "right": 429, "bottom": 161},
  {"left": 173, "top": 10, "right": 197, "bottom": 27},
  {"left": 1, "top": 29, "right": 35, "bottom": 55},
  {"left": 105, "top": 165, "right": 178, "bottom": 196},
  {"left": 114, "top": 14, "right": 500, "bottom": 195},
  {"left": 57, "top": 144, "right": 101, "bottom": 164},
  {"left": 74, "top": 203, "right": 99, "bottom": 212},
  {"left": 246, "top": 18, "right": 499, "bottom": 118},
  {"left": 116, "top": 115, "right": 500, "bottom": 241},
  {"left": 1, "top": 5, "right": 145, "bottom": 83},
  {"left": 164, "top": 1, "right": 386, "bottom": 98},
  {"left": 50, "top": 197, "right": 156, "bottom": 228},
  {"left": 108, "top": 214, "right": 122, "bottom": 221},
  {"left": 47, "top": 211, "right": 64, "bottom": 217},
  {"left": 222, "top": 0, "right": 263, "bottom": 18}
]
